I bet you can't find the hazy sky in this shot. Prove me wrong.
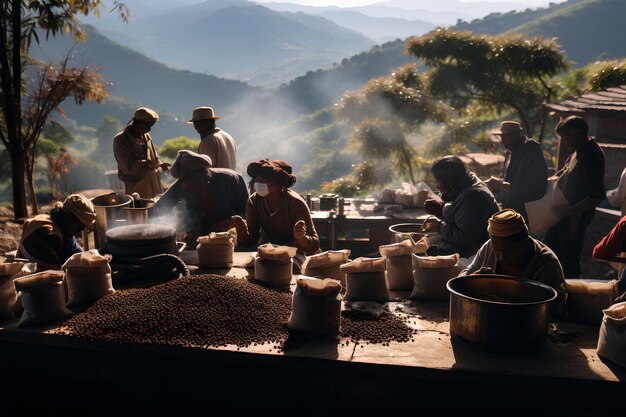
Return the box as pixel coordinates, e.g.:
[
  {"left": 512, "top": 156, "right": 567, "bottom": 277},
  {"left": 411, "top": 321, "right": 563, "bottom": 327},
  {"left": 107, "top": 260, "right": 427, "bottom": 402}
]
[{"left": 255, "top": 0, "right": 566, "bottom": 7}]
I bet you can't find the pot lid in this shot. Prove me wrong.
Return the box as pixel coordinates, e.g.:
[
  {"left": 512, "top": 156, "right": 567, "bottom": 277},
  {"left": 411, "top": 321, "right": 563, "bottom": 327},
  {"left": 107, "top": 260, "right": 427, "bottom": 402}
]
[{"left": 106, "top": 224, "right": 176, "bottom": 246}]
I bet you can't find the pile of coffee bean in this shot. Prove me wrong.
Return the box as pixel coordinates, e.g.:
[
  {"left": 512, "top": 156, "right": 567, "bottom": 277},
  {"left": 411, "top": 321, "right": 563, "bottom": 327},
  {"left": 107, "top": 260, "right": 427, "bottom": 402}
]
[
  {"left": 57, "top": 274, "right": 292, "bottom": 349},
  {"left": 340, "top": 310, "right": 417, "bottom": 346}
]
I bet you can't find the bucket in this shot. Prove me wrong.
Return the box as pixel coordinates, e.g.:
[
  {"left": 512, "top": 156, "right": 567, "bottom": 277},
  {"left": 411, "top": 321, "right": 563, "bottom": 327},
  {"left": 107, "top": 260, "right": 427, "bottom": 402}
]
[
  {"left": 123, "top": 199, "right": 156, "bottom": 225},
  {"left": 91, "top": 193, "right": 133, "bottom": 249}
]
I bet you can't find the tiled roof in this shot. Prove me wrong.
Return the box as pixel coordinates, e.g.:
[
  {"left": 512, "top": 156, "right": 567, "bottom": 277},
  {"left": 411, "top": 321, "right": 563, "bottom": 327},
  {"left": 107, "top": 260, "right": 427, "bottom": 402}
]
[
  {"left": 459, "top": 153, "right": 505, "bottom": 166},
  {"left": 545, "top": 85, "right": 626, "bottom": 113}
]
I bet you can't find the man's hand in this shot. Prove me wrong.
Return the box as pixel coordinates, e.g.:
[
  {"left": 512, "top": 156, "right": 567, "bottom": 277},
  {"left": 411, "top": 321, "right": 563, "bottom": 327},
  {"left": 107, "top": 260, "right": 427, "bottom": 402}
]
[
  {"left": 421, "top": 217, "right": 439, "bottom": 233},
  {"left": 473, "top": 267, "right": 494, "bottom": 275},
  {"left": 424, "top": 199, "right": 444, "bottom": 219},
  {"left": 484, "top": 177, "right": 504, "bottom": 192},
  {"left": 159, "top": 162, "right": 171, "bottom": 172}
]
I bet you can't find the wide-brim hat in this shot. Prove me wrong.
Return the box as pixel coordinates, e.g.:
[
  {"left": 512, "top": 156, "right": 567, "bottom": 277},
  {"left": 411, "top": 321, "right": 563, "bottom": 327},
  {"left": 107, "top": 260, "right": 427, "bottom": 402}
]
[
  {"left": 490, "top": 121, "right": 522, "bottom": 136},
  {"left": 247, "top": 159, "right": 296, "bottom": 188},
  {"left": 187, "top": 106, "right": 220, "bottom": 123}
]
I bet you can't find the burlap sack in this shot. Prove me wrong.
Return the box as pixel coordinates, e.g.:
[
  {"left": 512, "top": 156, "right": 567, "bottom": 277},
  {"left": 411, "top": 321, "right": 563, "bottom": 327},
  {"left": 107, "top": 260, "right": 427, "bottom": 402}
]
[
  {"left": 287, "top": 277, "right": 342, "bottom": 336},
  {"left": 344, "top": 272, "right": 389, "bottom": 303},
  {"left": 15, "top": 271, "right": 73, "bottom": 327},
  {"left": 0, "top": 263, "right": 24, "bottom": 319},
  {"left": 379, "top": 236, "right": 429, "bottom": 258},
  {"left": 565, "top": 279, "right": 619, "bottom": 326},
  {"left": 302, "top": 250, "right": 350, "bottom": 287},
  {"left": 597, "top": 301, "right": 626, "bottom": 369},
  {"left": 62, "top": 251, "right": 115, "bottom": 308},
  {"left": 410, "top": 254, "right": 460, "bottom": 300},
  {"left": 254, "top": 257, "right": 293, "bottom": 289},
  {"left": 197, "top": 229, "right": 237, "bottom": 268},
  {"left": 257, "top": 244, "right": 297, "bottom": 261},
  {"left": 385, "top": 255, "right": 414, "bottom": 290},
  {"left": 340, "top": 257, "right": 386, "bottom": 274}
]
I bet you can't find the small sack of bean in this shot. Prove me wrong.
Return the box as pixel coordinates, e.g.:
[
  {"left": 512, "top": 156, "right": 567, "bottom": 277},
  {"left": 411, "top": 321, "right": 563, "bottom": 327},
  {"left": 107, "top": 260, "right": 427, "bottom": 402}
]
[
  {"left": 254, "top": 244, "right": 297, "bottom": 289},
  {"left": 14, "top": 270, "right": 73, "bottom": 327},
  {"left": 380, "top": 237, "right": 428, "bottom": 290},
  {"left": 196, "top": 228, "right": 236, "bottom": 268},
  {"left": 0, "top": 262, "right": 25, "bottom": 319},
  {"left": 302, "top": 249, "right": 351, "bottom": 287},
  {"left": 62, "top": 250, "right": 115, "bottom": 308},
  {"left": 341, "top": 257, "right": 389, "bottom": 303},
  {"left": 288, "top": 277, "right": 343, "bottom": 336},
  {"left": 410, "top": 253, "right": 460, "bottom": 300}
]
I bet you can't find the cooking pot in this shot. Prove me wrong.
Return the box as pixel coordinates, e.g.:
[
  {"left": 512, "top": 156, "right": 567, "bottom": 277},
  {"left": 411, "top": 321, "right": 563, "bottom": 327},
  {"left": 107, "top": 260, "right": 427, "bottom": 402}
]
[
  {"left": 446, "top": 274, "right": 557, "bottom": 353},
  {"left": 105, "top": 224, "right": 186, "bottom": 259}
]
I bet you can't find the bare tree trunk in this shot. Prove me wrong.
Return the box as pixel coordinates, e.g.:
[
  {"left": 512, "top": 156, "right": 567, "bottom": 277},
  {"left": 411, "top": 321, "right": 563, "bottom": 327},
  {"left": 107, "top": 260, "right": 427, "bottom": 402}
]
[
  {"left": 10, "top": 150, "right": 28, "bottom": 219},
  {"left": 26, "top": 160, "right": 38, "bottom": 215}
]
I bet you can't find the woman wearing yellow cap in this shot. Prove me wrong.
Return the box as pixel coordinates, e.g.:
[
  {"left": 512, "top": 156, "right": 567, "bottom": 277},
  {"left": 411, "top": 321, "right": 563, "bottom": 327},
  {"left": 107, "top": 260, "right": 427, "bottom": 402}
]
[{"left": 460, "top": 209, "right": 568, "bottom": 319}]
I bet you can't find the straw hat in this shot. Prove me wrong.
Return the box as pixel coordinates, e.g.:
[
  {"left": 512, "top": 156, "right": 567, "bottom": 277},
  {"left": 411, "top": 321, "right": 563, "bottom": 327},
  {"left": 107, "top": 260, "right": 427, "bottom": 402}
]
[
  {"left": 133, "top": 107, "right": 159, "bottom": 123},
  {"left": 187, "top": 107, "right": 220, "bottom": 123}
]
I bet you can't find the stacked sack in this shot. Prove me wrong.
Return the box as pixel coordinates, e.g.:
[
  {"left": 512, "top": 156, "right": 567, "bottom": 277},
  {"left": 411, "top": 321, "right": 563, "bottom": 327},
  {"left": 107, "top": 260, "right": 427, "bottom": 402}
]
[
  {"left": 197, "top": 228, "right": 237, "bottom": 268},
  {"left": 62, "top": 250, "right": 115, "bottom": 308},
  {"left": 379, "top": 236, "right": 429, "bottom": 290},
  {"left": 340, "top": 257, "right": 389, "bottom": 303},
  {"left": 254, "top": 244, "right": 297, "bottom": 289},
  {"left": 410, "top": 253, "right": 460, "bottom": 300},
  {"left": 287, "top": 277, "right": 343, "bottom": 337},
  {"left": 302, "top": 249, "right": 351, "bottom": 287},
  {"left": 378, "top": 182, "right": 438, "bottom": 210}
]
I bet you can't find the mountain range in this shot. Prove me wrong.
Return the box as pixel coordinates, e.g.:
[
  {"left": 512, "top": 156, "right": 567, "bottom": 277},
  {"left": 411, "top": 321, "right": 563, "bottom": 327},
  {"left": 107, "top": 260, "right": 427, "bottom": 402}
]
[{"left": 35, "top": 0, "right": 626, "bottom": 191}]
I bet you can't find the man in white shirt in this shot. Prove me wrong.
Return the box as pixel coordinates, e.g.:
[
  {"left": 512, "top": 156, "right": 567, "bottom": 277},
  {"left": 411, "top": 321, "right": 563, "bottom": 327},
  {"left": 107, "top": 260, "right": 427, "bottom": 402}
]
[
  {"left": 190, "top": 106, "right": 237, "bottom": 171},
  {"left": 607, "top": 167, "right": 626, "bottom": 216}
]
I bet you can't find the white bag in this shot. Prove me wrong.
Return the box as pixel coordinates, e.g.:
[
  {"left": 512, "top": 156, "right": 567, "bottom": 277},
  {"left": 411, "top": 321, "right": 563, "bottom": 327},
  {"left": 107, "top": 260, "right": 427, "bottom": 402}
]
[
  {"left": 254, "top": 257, "right": 293, "bottom": 289},
  {"left": 287, "top": 277, "right": 342, "bottom": 336},
  {"left": 302, "top": 250, "right": 350, "bottom": 287},
  {"left": 565, "top": 279, "right": 618, "bottom": 326},
  {"left": 385, "top": 255, "right": 414, "bottom": 290},
  {"left": 62, "top": 250, "right": 115, "bottom": 308},
  {"left": 597, "top": 301, "right": 626, "bottom": 369},
  {"left": 525, "top": 176, "right": 568, "bottom": 235},
  {"left": 197, "top": 230, "right": 236, "bottom": 268},
  {"left": 344, "top": 272, "right": 389, "bottom": 303},
  {"left": 410, "top": 254, "right": 460, "bottom": 300},
  {"left": 0, "top": 262, "right": 25, "bottom": 319},
  {"left": 257, "top": 243, "right": 297, "bottom": 261},
  {"left": 15, "top": 271, "right": 73, "bottom": 327}
]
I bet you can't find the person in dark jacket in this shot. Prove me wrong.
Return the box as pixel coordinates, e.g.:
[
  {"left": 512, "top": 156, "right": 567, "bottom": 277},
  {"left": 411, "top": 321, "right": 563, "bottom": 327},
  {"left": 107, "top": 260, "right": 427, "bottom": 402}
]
[
  {"left": 154, "top": 150, "right": 248, "bottom": 244},
  {"left": 485, "top": 121, "right": 548, "bottom": 221},
  {"left": 423, "top": 156, "right": 500, "bottom": 258},
  {"left": 543, "top": 116, "right": 605, "bottom": 278}
]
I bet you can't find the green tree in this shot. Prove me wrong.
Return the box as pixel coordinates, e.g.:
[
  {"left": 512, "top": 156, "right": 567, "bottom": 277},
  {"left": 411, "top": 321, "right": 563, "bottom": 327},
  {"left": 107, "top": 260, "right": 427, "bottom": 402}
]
[
  {"left": 0, "top": 0, "right": 128, "bottom": 219},
  {"left": 335, "top": 64, "right": 445, "bottom": 185},
  {"left": 406, "top": 28, "right": 568, "bottom": 141},
  {"left": 587, "top": 60, "right": 626, "bottom": 92},
  {"left": 159, "top": 136, "right": 201, "bottom": 161}
]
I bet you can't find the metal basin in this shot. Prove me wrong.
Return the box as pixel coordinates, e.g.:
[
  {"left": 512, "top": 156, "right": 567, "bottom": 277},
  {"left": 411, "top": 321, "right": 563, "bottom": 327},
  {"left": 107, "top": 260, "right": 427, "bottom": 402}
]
[
  {"left": 389, "top": 223, "right": 432, "bottom": 243},
  {"left": 105, "top": 224, "right": 185, "bottom": 259},
  {"left": 446, "top": 274, "right": 557, "bottom": 353},
  {"left": 91, "top": 193, "right": 133, "bottom": 248}
]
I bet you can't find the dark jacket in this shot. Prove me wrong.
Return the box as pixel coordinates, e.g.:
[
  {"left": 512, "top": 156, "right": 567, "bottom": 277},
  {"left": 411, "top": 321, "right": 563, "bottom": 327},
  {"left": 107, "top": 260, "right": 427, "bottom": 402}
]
[{"left": 440, "top": 172, "right": 500, "bottom": 257}]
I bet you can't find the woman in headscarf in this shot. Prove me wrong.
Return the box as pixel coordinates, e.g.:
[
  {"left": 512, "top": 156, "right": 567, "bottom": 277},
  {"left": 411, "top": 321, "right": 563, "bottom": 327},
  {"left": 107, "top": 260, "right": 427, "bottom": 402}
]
[
  {"left": 154, "top": 150, "right": 248, "bottom": 244},
  {"left": 230, "top": 159, "right": 320, "bottom": 261},
  {"left": 17, "top": 194, "right": 96, "bottom": 270}
]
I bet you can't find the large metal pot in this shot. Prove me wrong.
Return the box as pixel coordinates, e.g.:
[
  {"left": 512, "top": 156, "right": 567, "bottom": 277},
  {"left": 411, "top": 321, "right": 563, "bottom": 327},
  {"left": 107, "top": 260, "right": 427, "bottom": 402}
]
[
  {"left": 91, "top": 193, "right": 133, "bottom": 248},
  {"left": 105, "top": 224, "right": 185, "bottom": 259},
  {"left": 446, "top": 274, "right": 557, "bottom": 353}
]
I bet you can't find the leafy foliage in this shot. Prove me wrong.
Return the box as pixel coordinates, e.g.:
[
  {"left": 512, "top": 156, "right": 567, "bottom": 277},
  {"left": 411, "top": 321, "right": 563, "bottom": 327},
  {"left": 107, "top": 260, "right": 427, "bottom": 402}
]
[
  {"left": 406, "top": 28, "right": 569, "bottom": 139},
  {"left": 587, "top": 60, "right": 626, "bottom": 91},
  {"left": 158, "top": 137, "right": 201, "bottom": 161}
]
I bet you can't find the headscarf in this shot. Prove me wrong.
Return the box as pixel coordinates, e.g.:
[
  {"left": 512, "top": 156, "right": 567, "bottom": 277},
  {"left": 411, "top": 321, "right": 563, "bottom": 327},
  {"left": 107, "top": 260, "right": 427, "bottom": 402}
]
[
  {"left": 246, "top": 159, "right": 296, "bottom": 188},
  {"left": 170, "top": 149, "right": 213, "bottom": 179},
  {"left": 487, "top": 209, "right": 528, "bottom": 237},
  {"left": 61, "top": 194, "right": 96, "bottom": 229}
]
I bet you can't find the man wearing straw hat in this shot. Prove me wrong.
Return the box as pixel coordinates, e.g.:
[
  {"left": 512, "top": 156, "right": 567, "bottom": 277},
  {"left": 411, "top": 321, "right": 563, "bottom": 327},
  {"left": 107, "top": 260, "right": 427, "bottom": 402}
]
[
  {"left": 461, "top": 208, "right": 567, "bottom": 319},
  {"left": 113, "top": 107, "right": 170, "bottom": 198},
  {"left": 190, "top": 106, "right": 237, "bottom": 170},
  {"left": 485, "top": 121, "right": 548, "bottom": 221}
]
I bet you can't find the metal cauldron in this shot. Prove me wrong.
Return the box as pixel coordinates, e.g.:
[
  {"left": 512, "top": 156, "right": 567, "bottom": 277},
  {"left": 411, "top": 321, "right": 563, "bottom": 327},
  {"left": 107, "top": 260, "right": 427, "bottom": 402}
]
[
  {"left": 91, "top": 193, "right": 133, "bottom": 249},
  {"left": 447, "top": 275, "right": 557, "bottom": 353}
]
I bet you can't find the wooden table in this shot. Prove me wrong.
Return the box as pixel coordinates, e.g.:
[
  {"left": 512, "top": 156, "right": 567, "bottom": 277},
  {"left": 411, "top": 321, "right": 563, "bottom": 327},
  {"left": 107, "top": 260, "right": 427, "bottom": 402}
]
[
  {"left": 0, "top": 252, "right": 624, "bottom": 416},
  {"left": 312, "top": 198, "right": 428, "bottom": 257}
]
